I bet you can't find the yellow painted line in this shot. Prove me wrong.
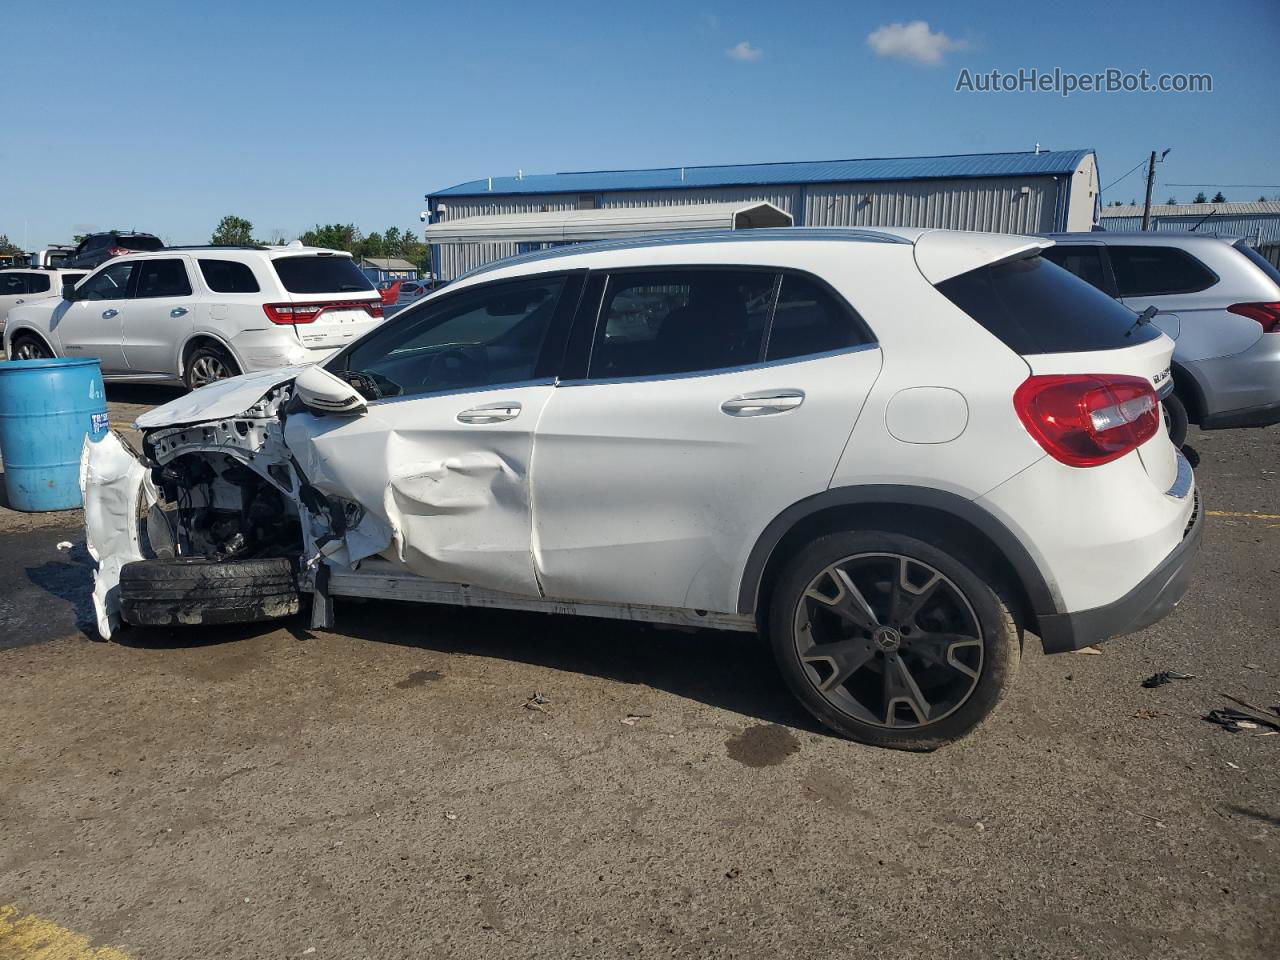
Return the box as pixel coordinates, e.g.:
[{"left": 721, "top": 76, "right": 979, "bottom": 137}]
[
  {"left": 0, "top": 905, "right": 131, "bottom": 960},
  {"left": 1206, "top": 510, "right": 1280, "bottom": 520}
]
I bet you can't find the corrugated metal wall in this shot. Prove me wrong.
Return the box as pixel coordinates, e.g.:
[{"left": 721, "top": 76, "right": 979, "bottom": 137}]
[
  {"left": 1098, "top": 213, "right": 1280, "bottom": 245},
  {"left": 805, "top": 177, "right": 1057, "bottom": 233},
  {"left": 431, "top": 176, "right": 1067, "bottom": 279}
]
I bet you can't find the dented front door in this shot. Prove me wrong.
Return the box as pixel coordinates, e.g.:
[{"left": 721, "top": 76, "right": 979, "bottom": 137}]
[{"left": 281, "top": 273, "right": 578, "bottom": 597}]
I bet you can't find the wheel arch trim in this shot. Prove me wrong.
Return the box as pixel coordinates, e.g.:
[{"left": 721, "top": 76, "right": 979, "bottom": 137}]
[
  {"left": 178, "top": 331, "right": 243, "bottom": 378},
  {"left": 735, "top": 484, "right": 1062, "bottom": 620},
  {"left": 4, "top": 326, "right": 57, "bottom": 357}
]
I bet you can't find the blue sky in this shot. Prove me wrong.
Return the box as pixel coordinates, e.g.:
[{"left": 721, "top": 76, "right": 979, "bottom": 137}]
[{"left": 4, "top": 0, "right": 1277, "bottom": 247}]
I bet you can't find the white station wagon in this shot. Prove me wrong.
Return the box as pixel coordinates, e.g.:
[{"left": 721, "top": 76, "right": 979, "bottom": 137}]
[
  {"left": 83, "top": 228, "right": 1202, "bottom": 749},
  {"left": 4, "top": 244, "right": 384, "bottom": 390}
]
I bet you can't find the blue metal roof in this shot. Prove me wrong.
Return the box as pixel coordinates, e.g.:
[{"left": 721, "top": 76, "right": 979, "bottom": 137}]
[{"left": 431, "top": 149, "right": 1094, "bottom": 198}]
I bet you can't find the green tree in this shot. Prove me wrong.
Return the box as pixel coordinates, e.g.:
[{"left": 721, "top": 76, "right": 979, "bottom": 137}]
[
  {"left": 298, "top": 223, "right": 357, "bottom": 251},
  {"left": 1193, "top": 191, "right": 1208, "bottom": 204},
  {"left": 0, "top": 234, "right": 23, "bottom": 255},
  {"left": 1260, "top": 196, "right": 1268, "bottom": 203},
  {"left": 1211, "top": 191, "right": 1226, "bottom": 203},
  {"left": 211, "top": 215, "right": 255, "bottom": 246},
  {"left": 1166, "top": 196, "right": 1177, "bottom": 205}
]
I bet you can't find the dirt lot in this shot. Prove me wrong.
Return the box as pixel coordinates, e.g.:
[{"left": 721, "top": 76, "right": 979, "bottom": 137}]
[{"left": 1, "top": 385, "right": 1277, "bottom": 960}]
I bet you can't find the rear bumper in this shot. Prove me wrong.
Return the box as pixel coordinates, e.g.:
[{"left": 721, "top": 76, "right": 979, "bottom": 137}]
[{"left": 1036, "top": 491, "right": 1204, "bottom": 653}]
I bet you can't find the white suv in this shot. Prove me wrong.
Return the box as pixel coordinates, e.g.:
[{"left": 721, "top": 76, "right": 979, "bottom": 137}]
[
  {"left": 4, "top": 245, "right": 384, "bottom": 389},
  {"left": 83, "top": 228, "right": 1202, "bottom": 749}
]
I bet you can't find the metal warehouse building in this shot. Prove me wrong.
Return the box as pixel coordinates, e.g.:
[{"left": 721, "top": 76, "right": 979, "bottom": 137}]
[
  {"left": 1100, "top": 201, "right": 1280, "bottom": 266},
  {"left": 422, "top": 148, "right": 1100, "bottom": 280}
]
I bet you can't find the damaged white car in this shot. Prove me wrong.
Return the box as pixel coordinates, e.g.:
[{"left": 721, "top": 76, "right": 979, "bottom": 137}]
[{"left": 82, "top": 228, "right": 1203, "bottom": 749}]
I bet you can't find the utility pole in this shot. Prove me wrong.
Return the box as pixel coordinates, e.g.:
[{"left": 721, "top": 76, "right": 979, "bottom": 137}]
[{"left": 1141, "top": 151, "right": 1157, "bottom": 231}]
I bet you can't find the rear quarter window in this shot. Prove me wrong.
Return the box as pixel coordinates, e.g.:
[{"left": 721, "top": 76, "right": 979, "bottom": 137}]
[
  {"left": 272, "top": 255, "right": 375, "bottom": 294},
  {"left": 1108, "top": 245, "right": 1217, "bottom": 297},
  {"left": 120, "top": 235, "right": 164, "bottom": 252},
  {"left": 199, "top": 259, "right": 261, "bottom": 293},
  {"left": 936, "top": 255, "right": 1162, "bottom": 354}
]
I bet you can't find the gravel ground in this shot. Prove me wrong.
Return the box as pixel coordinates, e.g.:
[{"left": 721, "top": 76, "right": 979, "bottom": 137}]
[{"left": 0, "top": 386, "right": 1276, "bottom": 960}]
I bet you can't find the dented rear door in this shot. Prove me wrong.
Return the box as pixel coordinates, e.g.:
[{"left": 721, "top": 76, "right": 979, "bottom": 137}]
[{"left": 282, "top": 272, "right": 581, "bottom": 597}]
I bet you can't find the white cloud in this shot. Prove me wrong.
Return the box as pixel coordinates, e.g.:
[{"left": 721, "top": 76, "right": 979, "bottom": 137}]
[
  {"left": 726, "top": 40, "right": 764, "bottom": 62},
  {"left": 866, "top": 20, "right": 965, "bottom": 66}
]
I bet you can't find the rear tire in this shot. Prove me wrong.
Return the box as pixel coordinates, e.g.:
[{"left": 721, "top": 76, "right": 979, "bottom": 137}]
[
  {"left": 183, "top": 343, "right": 240, "bottom": 391},
  {"left": 767, "top": 530, "right": 1021, "bottom": 751},
  {"left": 9, "top": 333, "right": 52, "bottom": 361},
  {"left": 1161, "top": 393, "right": 1189, "bottom": 448},
  {"left": 119, "top": 556, "right": 300, "bottom": 627}
]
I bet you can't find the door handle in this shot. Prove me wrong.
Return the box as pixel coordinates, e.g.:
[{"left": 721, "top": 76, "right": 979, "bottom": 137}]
[
  {"left": 457, "top": 401, "right": 522, "bottom": 424},
  {"left": 14, "top": 298, "right": 23, "bottom": 304},
  {"left": 720, "top": 391, "right": 805, "bottom": 417},
  {"left": 102, "top": 308, "right": 118, "bottom": 319},
  {"left": 171, "top": 307, "right": 189, "bottom": 318}
]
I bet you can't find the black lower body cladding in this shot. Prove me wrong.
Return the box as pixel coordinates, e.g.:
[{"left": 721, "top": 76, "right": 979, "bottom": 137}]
[{"left": 119, "top": 557, "right": 300, "bottom": 627}]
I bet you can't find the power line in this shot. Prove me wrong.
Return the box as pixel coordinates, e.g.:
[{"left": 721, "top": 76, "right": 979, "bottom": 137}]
[
  {"left": 1165, "top": 183, "right": 1280, "bottom": 188},
  {"left": 1103, "top": 158, "right": 1149, "bottom": 191}
]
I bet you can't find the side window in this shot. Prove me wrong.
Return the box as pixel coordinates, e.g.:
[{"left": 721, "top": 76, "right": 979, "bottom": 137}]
[
  {"left": 334, "top": 275, "right": 566, "bottom": 399},
  {"left": 589, "top": 270, "right": 775, "bottom": 379},
  {"left": 134, "top": 259, "right": 193, "bottom": 299},
  {"left": 765, "top": 274, "right": 869, "bottom": 361},
  {"left": 1039, "top": 245, "right": 1109, "bottom": 293},
  {"left": 26, "top": 273, "right": 51, "bottom": 294},
  {"left": 0, "top": 274, "right": 27, "bottom": 295},
  {"left": 198, "top": 259, "right": 261, "bottom": 293},
  {"left": 1109, "top": 246, "right": 1217, "bottom": 297},
  {"left": 78, "top": 262, "right": 136, "bottom": 301}
]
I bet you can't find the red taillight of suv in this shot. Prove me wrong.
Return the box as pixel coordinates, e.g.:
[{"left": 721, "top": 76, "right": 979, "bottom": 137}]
[
  {"left": 1014, "top": 374, "right": 1160, "bottom": 468},
  {"left": 1227, "top": 301, "right": 1280, "bottom": 333},
  {"left": 262, "top": 301, "right": 384, "bottom": 325}
]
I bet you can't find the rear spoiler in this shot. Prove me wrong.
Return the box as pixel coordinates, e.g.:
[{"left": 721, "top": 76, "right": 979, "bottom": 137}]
[{"left": 913, "top": 230, "right": 1053, "bottom": 285}]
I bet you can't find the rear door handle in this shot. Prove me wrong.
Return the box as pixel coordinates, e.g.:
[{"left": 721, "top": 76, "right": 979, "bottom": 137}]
[
  {"left": 102, "top": 308, "right": 118, "bottom": 319},
  {"left": 171, "top": 307, "right": 189, "bottom": 318},
  {"left": 720, "top": 390, "right": 805, "bottom": 417},
  {"left": 457, "top": 401, "right": 522, "bottom": 424}
]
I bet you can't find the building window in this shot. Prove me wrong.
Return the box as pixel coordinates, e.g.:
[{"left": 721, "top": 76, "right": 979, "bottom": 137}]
[{"left": 577, "top": 194, "right": 598, "bottom": 210}]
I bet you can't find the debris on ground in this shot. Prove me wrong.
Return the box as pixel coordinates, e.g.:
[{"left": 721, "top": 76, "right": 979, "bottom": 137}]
[
  {"left": 1072, "top": 644, "right": 1103, "bottom": 655},
  {"left": 523, "top": 691, "right": 551, "bottom": 713},
  {"left": 1204, "top": 694, "right": 1280, "bottom": 734},
  {"left": 1142, "top": 671, "right": 1196, "bottom": 688},
  {"left": 1133, "top": 708, "right": 1166, "bottom": 719},
  {"left": 621, "top": 714, "right": 651, "bottom": 726},
  {"left": 444, "top": 811, "right": 458, "bottom": 821},
  {"left": 55, "top": 541, "right": 72, "bottom": 551}
]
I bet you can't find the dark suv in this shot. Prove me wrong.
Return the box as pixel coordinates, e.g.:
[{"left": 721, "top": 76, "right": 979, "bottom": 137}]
[{"left": 65, "top": 231, "right": 164, "bottom": 270}]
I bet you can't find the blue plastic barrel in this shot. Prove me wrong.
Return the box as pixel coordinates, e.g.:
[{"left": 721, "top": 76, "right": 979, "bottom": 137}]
[{"left": 0, "top": 357, "right": 108, "bottom": 511}]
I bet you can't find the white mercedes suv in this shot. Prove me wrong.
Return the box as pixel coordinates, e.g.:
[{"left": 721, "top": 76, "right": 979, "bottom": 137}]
[
  {"left": 4, "top": 244, "right": 384, "bottom": 390},
  {"left": 82, "top": 228, "right": 1202, "bottom": 750}
]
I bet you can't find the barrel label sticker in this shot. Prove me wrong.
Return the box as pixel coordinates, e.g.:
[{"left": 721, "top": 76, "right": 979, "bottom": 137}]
[{"left": 91, "top": 413, "right": 109, "bottom": 433}]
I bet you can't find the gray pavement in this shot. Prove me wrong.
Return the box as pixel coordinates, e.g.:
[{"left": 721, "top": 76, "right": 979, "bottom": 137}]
[{"left": 0, "top": 384, "right": 1276, "bottom": 959}]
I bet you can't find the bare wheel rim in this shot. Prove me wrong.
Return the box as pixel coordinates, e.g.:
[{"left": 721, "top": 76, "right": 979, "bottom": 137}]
[
  {"left": 14, "top": 339, "right": 50, "bottom": 360},
  {"left": 792, "top": 552, "right": 984, "bottom": 729},
  {"left": 188, "top": 353, "right": 232, "bottom": 387}
]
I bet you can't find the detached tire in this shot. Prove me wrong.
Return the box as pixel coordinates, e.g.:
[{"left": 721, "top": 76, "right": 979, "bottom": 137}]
[
  {"left": 119, "top": 557, "right": 300, "bottom": 627},
  {"left": 767, "top": 530, "right": 1021, "bottom": 751}
]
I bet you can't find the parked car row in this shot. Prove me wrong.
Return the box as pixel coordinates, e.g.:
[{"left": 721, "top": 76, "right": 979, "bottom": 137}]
[
  {"left": 3, "top": 243, "right": 383, "bottom": 389},
  {"left": 84, "top": 227, "right": 1202, "bottom": 750}
]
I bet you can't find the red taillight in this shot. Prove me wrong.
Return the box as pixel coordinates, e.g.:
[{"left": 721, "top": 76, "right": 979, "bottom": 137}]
[
  {"left": 1227, "top": 301, "right": 1280, "bottom": 333},
  {"left": 262, "top": 300, "right": 382, "bottom": 325},
  {"left": 107, "top": 246, "right": 129, "bottom": 256},
  {"left": 1013, "top": 374, "right": 1160, "bottom": 467}
]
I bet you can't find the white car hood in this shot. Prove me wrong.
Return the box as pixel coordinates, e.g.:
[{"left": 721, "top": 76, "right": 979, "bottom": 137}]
[{"left": 135, "top": 366, "right": 307, "bottom": 429}]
